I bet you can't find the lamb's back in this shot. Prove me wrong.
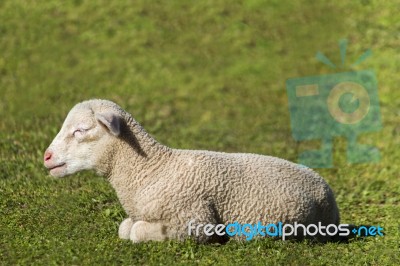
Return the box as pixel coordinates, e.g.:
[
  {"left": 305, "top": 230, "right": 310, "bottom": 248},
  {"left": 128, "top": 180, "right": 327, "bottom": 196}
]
[{"left": 167, "top": 149, "right": 337, "bottom": 225}]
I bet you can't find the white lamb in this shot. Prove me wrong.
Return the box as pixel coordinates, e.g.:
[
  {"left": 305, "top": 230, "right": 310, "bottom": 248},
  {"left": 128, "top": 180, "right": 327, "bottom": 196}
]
[{"left": 44, "top": 99, "right": 340, "bottom": 243}]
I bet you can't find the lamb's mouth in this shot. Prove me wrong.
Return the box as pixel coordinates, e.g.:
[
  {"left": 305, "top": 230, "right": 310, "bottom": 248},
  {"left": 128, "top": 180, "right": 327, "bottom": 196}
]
[{"left": 48, "top": 163, "right": 66, "bottom": 172}]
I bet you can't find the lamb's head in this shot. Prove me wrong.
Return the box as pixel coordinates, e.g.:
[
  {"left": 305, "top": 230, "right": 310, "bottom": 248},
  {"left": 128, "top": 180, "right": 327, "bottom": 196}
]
[{"left": 44, "top": 100, "right": 124, "bottom": 177}]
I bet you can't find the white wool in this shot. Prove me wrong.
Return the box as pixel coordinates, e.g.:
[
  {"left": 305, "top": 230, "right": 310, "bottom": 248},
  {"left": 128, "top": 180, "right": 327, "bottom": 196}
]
[{"left": 44, "top": 99, "right": 340, "bottom": 243}]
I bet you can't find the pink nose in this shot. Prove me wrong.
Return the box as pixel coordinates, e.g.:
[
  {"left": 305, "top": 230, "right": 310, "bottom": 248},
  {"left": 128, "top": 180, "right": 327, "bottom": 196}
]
[{"left": 44, "top": 150, "right": 52, "bottom": 162}]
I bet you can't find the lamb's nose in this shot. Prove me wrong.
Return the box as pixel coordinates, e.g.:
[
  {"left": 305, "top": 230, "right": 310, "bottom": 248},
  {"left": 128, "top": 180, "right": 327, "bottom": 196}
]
[{"left": 44, "top": 150, "right": 52, "bottom": 162}]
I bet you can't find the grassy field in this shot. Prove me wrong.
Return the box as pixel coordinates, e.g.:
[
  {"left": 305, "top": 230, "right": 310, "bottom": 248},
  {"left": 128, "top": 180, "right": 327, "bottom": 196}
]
[{"left": 0, "top": 0, "right": 399, "bottom": 265}]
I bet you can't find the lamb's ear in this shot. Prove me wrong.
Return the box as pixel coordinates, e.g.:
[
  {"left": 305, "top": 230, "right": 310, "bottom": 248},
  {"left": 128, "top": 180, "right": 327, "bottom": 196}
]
[{"left": 95, "top": 112, "right": 121, "bottom": 136}]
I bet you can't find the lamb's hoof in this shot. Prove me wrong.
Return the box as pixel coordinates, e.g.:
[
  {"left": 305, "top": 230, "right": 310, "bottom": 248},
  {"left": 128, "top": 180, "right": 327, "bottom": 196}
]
[
  {"left": 130, "top": 221, "right": 147, "bottom": 243},
  {"left": 118, "top": 218, "right": 134, "bottom": 240}
]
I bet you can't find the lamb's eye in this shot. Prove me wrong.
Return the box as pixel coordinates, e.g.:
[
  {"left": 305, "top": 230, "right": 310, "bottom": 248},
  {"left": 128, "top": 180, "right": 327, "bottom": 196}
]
[{"left": 73, "top": 129, "right": 86, "bottom": 137}]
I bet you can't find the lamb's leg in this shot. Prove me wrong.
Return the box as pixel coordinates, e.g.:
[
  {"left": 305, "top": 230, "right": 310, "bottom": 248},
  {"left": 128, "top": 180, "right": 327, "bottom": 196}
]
[
  {"left": 118, "top": 218, "right": 134, "bottom": 240},
  {"left": 130, "top": 221, "right": 168, "bottom": 243}
]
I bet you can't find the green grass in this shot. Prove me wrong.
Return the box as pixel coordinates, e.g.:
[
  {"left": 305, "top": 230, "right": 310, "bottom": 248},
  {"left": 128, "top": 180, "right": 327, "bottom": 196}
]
[{"left": 1, "top": 0, "right": 399, "bottom": 265}]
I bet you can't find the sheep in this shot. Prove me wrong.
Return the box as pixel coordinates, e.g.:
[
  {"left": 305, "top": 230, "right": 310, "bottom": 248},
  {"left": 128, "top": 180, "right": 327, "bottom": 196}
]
[{"left": 44, "top": 99, "right": 340, "bottom": 243}]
